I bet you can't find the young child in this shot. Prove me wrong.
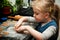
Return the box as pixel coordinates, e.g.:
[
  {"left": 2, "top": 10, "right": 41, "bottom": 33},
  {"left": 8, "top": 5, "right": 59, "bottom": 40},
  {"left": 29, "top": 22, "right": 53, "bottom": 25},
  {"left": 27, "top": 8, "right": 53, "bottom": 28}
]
[{"left": 14, "top": 0, "right": 59, "bottom": 40}]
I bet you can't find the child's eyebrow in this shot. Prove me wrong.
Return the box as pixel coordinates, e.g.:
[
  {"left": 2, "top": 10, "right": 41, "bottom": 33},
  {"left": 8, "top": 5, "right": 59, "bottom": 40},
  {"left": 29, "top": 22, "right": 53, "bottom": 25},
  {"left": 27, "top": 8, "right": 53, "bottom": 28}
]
[{"left": 34, "top": 11, "right": 40, "bottom": 14}]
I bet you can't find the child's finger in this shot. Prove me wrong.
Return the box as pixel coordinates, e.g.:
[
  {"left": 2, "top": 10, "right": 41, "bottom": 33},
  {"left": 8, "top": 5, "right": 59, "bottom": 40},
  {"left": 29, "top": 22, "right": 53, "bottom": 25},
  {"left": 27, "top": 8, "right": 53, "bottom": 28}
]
[
  {"left": 15, "top": 26, "right": 19, "bottom": 29},
  {"left": 15, "top": 20, "right": 22, "bottom": 27},
  {"left": 15, "top": 27, "right": 23, "bottom": 32},
  {"left": 15, "top": 22, "right": 22, "bottom": 29},
  {"left": 14, "top": 23, "right": 22, "bottom": 29}
]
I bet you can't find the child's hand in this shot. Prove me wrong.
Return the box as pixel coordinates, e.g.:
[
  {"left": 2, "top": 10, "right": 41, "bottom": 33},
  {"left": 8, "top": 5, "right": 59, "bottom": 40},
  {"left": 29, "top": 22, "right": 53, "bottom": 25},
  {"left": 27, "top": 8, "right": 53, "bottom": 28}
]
[
  {"left": 15, "top": 26, "right": 27, "bottom": 32},
  {"left": 14, "top": 17, "right": 28, "bottom": 29},
  {"left": 14, "top": 21, "right": 22, "bottom": 29},
  {"left": 14, "top": 18, "right": 24, "bottom": 29}
]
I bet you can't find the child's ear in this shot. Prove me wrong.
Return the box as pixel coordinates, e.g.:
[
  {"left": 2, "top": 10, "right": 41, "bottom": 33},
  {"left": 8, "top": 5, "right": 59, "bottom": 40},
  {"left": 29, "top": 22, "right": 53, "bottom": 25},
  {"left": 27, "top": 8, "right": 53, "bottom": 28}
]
[{"left": 45, "top": 13, "right": 49, "bottom": 18}]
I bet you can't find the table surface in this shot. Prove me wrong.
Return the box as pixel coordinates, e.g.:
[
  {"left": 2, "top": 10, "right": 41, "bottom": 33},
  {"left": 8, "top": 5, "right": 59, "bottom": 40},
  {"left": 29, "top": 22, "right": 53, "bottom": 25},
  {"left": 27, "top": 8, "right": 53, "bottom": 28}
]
[{"left": 0, "top": 19, "right": 31, "bottom": 40}]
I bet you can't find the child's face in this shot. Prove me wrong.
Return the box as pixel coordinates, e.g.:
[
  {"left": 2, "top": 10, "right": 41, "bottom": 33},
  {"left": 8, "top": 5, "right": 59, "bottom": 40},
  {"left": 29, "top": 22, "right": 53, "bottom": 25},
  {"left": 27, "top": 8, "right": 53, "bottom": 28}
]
[{"left": 33, "top": 7, "right": 48, "bottom": 22}]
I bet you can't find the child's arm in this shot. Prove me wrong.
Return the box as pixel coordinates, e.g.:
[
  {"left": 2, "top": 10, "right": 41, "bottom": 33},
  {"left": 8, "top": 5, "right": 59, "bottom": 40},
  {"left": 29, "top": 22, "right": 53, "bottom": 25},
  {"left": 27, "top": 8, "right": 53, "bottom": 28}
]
[
  {"left": 16, "top": 25, "right": 56, "bottom": 40},
  {"left": 14, "top": 16, "right": 30, "bottom": 29},
  {"left": 15, "top": 25, "right": 43, "bottom": 40},
  {"left": 14, "top": 16, "right": 36, "bottom": 29}
]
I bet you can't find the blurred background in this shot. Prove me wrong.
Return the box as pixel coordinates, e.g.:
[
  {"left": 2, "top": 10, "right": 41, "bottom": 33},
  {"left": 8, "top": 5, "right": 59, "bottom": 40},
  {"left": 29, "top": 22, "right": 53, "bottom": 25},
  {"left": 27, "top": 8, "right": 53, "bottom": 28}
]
[
  {"left": 55, "top": 0, "right": 60, "bottom": 40},
  {"left": 0, "top": 0, "right": 60, "bottom": 17}
]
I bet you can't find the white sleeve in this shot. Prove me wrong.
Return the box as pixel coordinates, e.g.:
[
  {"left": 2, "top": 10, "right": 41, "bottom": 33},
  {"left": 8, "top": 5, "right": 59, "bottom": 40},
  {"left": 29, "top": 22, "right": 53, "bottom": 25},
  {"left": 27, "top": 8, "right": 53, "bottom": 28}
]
[
  {"left": 41, "top": 26, "right": 56, "bottom": 40},
  {"left": 27, "top": 16, "right": 37, "bottom": 23}
]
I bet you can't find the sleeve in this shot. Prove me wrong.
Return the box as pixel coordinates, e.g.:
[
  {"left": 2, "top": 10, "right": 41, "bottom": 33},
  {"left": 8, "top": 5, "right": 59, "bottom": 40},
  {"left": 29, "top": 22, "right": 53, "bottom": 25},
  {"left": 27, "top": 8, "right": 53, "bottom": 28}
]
[
  {"left": 27, "top": 16, "right": 37, "bottom": 23},
  {"left": 41, "top": 26, "right": 56, "bottom": 40}
]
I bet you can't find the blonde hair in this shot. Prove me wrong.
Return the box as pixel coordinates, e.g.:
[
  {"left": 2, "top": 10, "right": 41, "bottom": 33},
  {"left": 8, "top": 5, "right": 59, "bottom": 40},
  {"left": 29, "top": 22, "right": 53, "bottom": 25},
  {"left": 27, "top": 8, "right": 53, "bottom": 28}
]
[{"left": 31, "top": 0, "right": 59, "bottom": 21}]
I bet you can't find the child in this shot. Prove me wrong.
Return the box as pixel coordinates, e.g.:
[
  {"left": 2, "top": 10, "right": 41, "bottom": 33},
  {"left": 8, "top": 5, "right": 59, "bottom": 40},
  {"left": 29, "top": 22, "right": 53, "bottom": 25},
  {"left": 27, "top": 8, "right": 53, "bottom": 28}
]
[{"left": 14, "top": 0, "right": 59, "bottom": 40}]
